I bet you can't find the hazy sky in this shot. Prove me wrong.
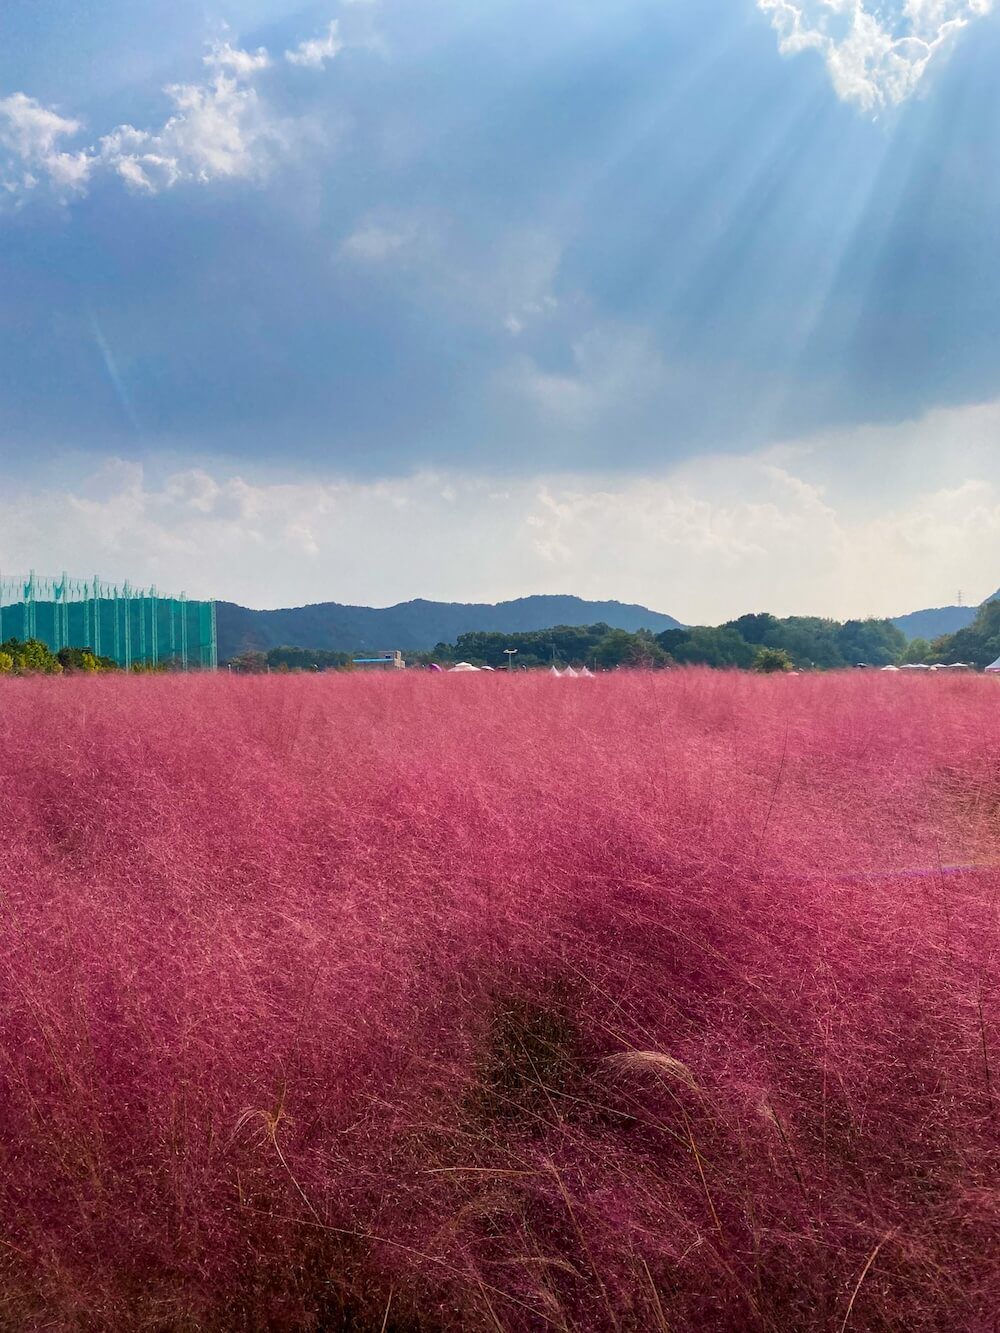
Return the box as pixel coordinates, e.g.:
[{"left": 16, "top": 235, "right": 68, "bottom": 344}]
[{"left": 1, "top": 0, "right": 998, "bottom": 619}]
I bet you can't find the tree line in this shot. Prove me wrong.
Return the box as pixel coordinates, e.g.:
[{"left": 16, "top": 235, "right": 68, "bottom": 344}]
[
  {"left": 420, "top": 603, "right": 1000, "bottom": 671},
  {"left": 0, "top": 638, "right": 118, "bottom": 675},
  {"left": 906, "top": 597, "right": 1000, "bottom": 669},
  {"left": 227, "top": 647, "right": 354, "bottom": 673},
  {"left": 0, "top": 637, "right": 180, "bottom": 675},
  {"left": 9, "top": 598, "right": 1000, "bottom": 676},
  {"left": 413, "top": 614, "right": 908, "bottom": 672},
  {"left": 225, "top": 604, "right": 1000, "bottom": 674}
]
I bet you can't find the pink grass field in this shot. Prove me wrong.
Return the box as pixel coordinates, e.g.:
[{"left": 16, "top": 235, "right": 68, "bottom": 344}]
[{"left": 0, "top": 671, "right": 997, "bottom": 1331}]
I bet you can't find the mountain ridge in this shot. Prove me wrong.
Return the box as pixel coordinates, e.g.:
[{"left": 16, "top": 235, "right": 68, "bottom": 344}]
[
  {"left": 892, "top": 588, "right": 1000, "bottom": 642},
  {"left": 215, "top": 588, "right": 1000, "bottom": 659},
  {"left": 215, "top": 594, "right": 683, "bottom": 660}
]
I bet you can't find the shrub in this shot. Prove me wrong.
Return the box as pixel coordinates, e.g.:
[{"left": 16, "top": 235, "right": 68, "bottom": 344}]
[
  {"left": 5, "top": 637, "right": 63, "bottom": 674},
  {"left": 57, "top": 646, "right": 101, "bottom": 674},
  {"left": 753, "top": 646, "right": 794, "bottom": 673}
]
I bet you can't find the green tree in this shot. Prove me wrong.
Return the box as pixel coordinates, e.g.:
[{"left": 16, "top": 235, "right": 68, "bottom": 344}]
[
  {"left": 443, "top": 623, "right": 619, "bottom": 669},
  {"left": 266, "top": 646, "right": 353, "bottom": 671},
  {"left": 726, "top": 612, "right": 781, "bottom": 644},
  {"left": 768, "top": 616, "right": 843, "bottom": 668},
  {"left": 0, "top": 638, "right": 114, "bottom": 674},
  {"left": 229, "top": 650, "right": 269, "bottom": 673},
  {"left": 901, "top": 637, "right": 933, "bottom": 665},
  {"left": 592, "top": 629, "right": 637, "bottom": 668},
  {"left": 57, "top": 646, "right": 101, "bottom": 673},
  {"left": 753, "top": 646, "right": 794, "bottom": 674},
  {"left": 592, "top": 628, "right": 667, "bottom": 668},
  {"left": 0, "top": 651, "right": 13, "bottom": 675},
  {"left": 835, "top": 618, "right": 906, "bottom": 667},
  {"left": 11, "top": 638, "right": 62, "bottom": 674},
  {"left": 658, "top": 626, "right": 756, "bottom": 668},
  {"left": 929, "top": 599, "right": 1000, "bottom": 667},
  {"left": 629, "top": 629, "right": 669, "bottom": 667}
]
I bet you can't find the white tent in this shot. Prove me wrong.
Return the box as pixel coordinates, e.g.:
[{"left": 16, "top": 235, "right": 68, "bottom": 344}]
[
  {"left": 449, "top": 662, "right": 481, "bottom": 673},
  {"left": 549, "top": 666, "right": 563, "bottom": 677},
  {"left": 563, "top": 666, "right": 578, "bottom": 678},
  {"left": 580, "top": 666, "right": 595, "bottom": 677},
  {"left": 986, "top": 657, "right": 1000, "bottom": 674},
  {"left": 881, "top": 665, "right": 900, "bottom": 672}
]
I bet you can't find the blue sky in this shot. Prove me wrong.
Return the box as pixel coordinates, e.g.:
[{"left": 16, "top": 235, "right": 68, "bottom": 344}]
[{"left": 1, "top": 0, "right": 999, "bottom": 618}]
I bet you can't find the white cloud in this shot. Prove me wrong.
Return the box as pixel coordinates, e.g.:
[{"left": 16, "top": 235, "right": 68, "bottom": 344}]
[
  {"left": 339, "top": 221, "right": 414, "bottom": 261},
  {"left": 0, "top": 47, "right": 276, "bottom": 200},
  {"left": 758, "top": 0, "right": 993, "bottom": 109},
  {"left": 205, "top": 41, "right": 271, "bottom": 78},
  {"left": 0, "top": 93, "right": 92, "bottom": 197},
  {"left": 337, "top": 214, "right": 566, "bottom": 343},
  {"left": 100, "top": 55, "right": 280, "bottom": 194},
  {"left": 511, "top": 325, "right": 671, "bottom": 425},
  {"left": 286, "top": 20, "right": 343, "bottom": 70},
  {"left": 6, "top": 395, "right": 1000, "bottom": 619},
  {"left": 0, "top": 15, "right": 351, "bottom": 205},
  {"left": 504, "top": 296, "right": 558, "bottom": 337}
]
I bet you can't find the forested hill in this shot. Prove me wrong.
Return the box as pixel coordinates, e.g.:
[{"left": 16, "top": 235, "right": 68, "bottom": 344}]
[
  {"left": 216, "top": 595, "right": 682, "bottom": 659},
  {"left": 892, "top": 604, "right": 978, "bottom": 641},
  {"left": 892, "top": 588, "right": 1000, "bottom": 641}
]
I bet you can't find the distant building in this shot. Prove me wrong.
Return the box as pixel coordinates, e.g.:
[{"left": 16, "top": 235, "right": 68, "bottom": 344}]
[{"left": 352, "top": 651, "right": 405, "bottom": 670}]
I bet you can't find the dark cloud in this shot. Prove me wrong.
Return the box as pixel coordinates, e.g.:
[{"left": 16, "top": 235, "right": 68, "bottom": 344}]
[{"left": 1, "top": 0, "right": 999, "bottom": 479}]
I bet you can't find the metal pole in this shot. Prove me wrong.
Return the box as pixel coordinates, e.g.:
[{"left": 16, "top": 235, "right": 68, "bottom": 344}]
[
  {"left": 123, "top": 582, "right": 132, "bottom": 671},
  {"left": 93, "top": 577, "right": 101, "bottom": 657}
]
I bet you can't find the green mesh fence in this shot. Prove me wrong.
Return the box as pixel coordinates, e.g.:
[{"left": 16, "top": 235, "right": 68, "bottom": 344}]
[{"left": 0, "top": 573, "right": 217, "bottom": 671}]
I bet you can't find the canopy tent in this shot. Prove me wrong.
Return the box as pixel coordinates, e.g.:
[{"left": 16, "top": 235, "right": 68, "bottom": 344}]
[
  {"left": 449, "top": 662, "right": 481, "bottom": 673},
  {"left": 986, "top": 657, "right": 1000, "bottom": 673},
  {"left": 550, "top": 666, "right": 562, "bottom": 677}
]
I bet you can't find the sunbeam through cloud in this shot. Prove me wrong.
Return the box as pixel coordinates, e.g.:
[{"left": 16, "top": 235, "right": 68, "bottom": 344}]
[{"left": 758, "top": 0, "right": 993, "bottom": 109}]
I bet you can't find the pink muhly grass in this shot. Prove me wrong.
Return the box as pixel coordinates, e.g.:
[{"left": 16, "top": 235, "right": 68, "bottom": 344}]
[{"left": 0, "top": 669, "right": 996, "bottom": 1330}]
